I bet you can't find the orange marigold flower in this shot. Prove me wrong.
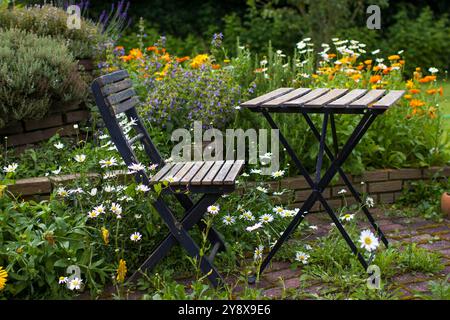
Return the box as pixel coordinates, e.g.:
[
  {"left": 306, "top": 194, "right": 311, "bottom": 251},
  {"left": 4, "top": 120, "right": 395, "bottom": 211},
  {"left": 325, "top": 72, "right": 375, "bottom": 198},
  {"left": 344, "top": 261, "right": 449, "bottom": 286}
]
[
  {"left": 388, "top": 55, "right": 400, "bottom": 60},
  {"left": 438, "top": 86, "right": 443, "bottom": 96},
  {"left": 404, "top": 94, "right": 412, "bottom": 100},
  {"left": 399, "top": 60, "right": 405, "bottom": 65},
  {"left": 356, "top": 65, "right": 365, "bottom": 70},
  {"left": 176, "top": 56, "right": 190, "bottom": 63},
  {"left": 426, "top": 89, "right": 437, "bottom": 95},
  {"left": 364, "top": 60, "right": 372, "bottom": 65},
  {"left": 409, "top": 89, "right": 421, "bottom": 94},
  {"left": 409, "top": 99, "right": 425, "bottom": 108},
  {"left": 383, "top": 67, "right": 392, "bottom": 75},
  {"left": 419, "top": 75, "right": 436, "bottom": 83},
  {"left": 211, "top": 64, "right": 221, "bottom": 70},
  {"left": 147, "top": 46, "right": 158, "bottom": 52},
  {"left": 160, "top": 53, "right": 171, "bottom": 63},
  {"left": 406, "top": 80, "right": 415, "bottom": 89},
  {"left": 373, "top": 66, "right": 380, "bottom": 72},
  {"left": 120, "top": 55, "right": 133, "bottom": 62},
  {"left": 369, "top": 75, "right": 382, "bottom": 84},
  {"left": 190, "top": 54, "right": 209, "bottom": 69},
  {"left": 415, "top": 67, "right": 421, "bottom": 71},
  {"left": 327, "top": 53, "right": 336, "bottom": 59},
  {"left": 129, "top": 48, "right": 143, "bottom": 59}
]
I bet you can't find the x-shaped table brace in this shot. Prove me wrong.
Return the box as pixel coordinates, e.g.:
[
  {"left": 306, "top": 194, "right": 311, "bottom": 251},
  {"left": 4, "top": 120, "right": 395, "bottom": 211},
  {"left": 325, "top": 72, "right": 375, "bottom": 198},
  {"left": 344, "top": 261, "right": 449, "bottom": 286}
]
[{"left": 250, "top": 108, "right": 389, "bottom": 282}]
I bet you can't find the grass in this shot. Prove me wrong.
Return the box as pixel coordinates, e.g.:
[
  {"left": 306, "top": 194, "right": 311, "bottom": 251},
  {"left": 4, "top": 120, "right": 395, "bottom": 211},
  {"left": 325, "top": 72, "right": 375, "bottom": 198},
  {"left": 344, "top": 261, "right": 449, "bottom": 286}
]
[{"left": 439, "top": 80, "right": 450, "bottom": 131}]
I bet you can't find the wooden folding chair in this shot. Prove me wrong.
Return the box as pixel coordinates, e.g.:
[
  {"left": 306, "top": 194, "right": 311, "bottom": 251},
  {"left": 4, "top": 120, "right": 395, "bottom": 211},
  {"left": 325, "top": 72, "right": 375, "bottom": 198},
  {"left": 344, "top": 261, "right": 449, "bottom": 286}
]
[{"left": 91, "top": 70, "right": 245, "bottom": 287}]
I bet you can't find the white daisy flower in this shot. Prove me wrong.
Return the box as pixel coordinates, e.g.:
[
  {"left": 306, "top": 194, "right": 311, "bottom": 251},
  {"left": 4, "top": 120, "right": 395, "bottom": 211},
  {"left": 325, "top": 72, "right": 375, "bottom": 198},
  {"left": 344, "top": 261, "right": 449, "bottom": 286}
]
[
  {"left": 104, "top": 185, "right": 115, "bottom": 193},
  {"left": 3, "top": 163, "right": 18, "bottom": 173},
  {"left": 51, "top": 167, "right": 62, "bottom": 175},
  {"left": 256, "top": 186, "right": 268, "bottom": 193},
  {"left": 74, "top": 154, "right": 86, "bottom": 163},
  {"left": 148, "top": 164, "right": 158, "bottom": 171},
  {"left": 240, "top": 210, "right": 255, "bottom": 221},
  {"left": 309, "top": 225, "right": 318, "bottom": 230},
  {"left": 93, "top": 204, "right": 105, "bottom": 215},
  {"left": 338, "top": 189, "right": 347, "bottom": 195},
  {"left": 359, "top": 229, "right": 379, "bottom": 252},
  {"left": 58, "top": 276, "right": 68, "bottom": 284},
  {"left": 87, "top": 210, "right": 99, "bottom": 219},
  {"left": 341, "top": 213, "right": 355, "bottom": 221},
  {"left": 88, "top": 188, "right": 97, "bottom": 196},
  {"left": 68, "top": 188, "right": 84, "bottom": 194},
  {"left": 295, "top": 251, "right": 310, "bottom": 264},
  {"left": 128, "top": 162, "right": 145, "bottom": 173},
  {"left": 371, "top": 49, "right": 380, "bottom": 55},
  {"left": 56, "top": 187, "right": 68, "bottom": 197},
  {"left": 259, "top": 213, "right": 274, "bottom": 224},
  {"left": 428, "top": 67, "right": 438, "bottom": 74},
  {"left": 254, "top": 245, "right": 264, "bottom": 261},
  {"left": 304, "top": 244, "right": 313, "bottom": 251},
  {"left": 250, "top": 169, "right": 262, "bottom": 174},
  {"left": 130, "top": 232, "right": 142, "bottom": 242},
  {"left": 365, "top": 196, "right": 375, "bottom": 208},
  {"left": 207, "top": 205, "right": 220, "bottom": 215},
  {"left": 68, "top": 277, "right": 82, "bottom": 290},
  {"left": 222, "top": 215, "right": 235, "bottom": 225},
  {"left": 136, "top": 184, "right": 150, "bottom": 193},
  {"left": 246, "top": 222, "right": 263, "bottom": 232},
  {"left": 54, "top": 142, "right": 64, "bottom": 150},
  {"left": 273, "top": 206, "right": 285, "bottom": 215},
  {"left": 99, "top": 157, "right": 118, "bottom": 168},
  {"left": 271, "top": 170, "right": 285, "bottom": 178},
  {"left": 110, "top": 202, "right": 122, "bottom": 216}
]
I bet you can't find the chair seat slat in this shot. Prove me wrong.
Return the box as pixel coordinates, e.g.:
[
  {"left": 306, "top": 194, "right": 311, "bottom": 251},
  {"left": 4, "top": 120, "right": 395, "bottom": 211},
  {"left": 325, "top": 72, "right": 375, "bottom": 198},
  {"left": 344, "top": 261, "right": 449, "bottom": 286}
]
[
  {"left": 201, "top": 161, "right": 224, "bottom": 184},
  {"left": 213, "top": 160, "right": 235, "bottom": 185},
  {"left": 150, "top": 163, "right": 174, "bottom": 183},
  {"left": 160, "top": 162, "right": 185, "bottom": 182},
  {"left": 128, "top": 133, "right": 144, "bottom": 146},
  {"left": 223, "top": 160, "right": 245, "bottom": 185},
  {"left": 190, "top": 161, "right": 215, "bottom": 185},
  {"left": 170, "top": 162, "right": 195, "bottom": 185},
  {"left": 179, "top": 162, "right": 205, "bottom": 184}
]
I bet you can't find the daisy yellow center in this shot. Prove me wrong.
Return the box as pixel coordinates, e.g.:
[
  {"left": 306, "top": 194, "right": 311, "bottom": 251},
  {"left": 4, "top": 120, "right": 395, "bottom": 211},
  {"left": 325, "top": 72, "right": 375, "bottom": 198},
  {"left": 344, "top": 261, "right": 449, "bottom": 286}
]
[{"left": 364, "top": 237, "right": 372, "bottom": 245}]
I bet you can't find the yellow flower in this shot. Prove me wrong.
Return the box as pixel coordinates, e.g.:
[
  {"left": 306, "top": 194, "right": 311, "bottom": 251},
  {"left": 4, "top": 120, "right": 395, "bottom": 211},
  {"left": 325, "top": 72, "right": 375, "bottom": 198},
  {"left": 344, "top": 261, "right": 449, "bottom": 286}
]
[
  {"left": 404, "top": 94, "right": 412, "bottom": 100},
  {"left": 129, "top": 48, "right": 143, "bottom": 59},
  {"left": 101, "top": 227, "right": 109, "bottom": 245},
  {"left": 388, "top": 55, "right": 400, "bottom": 60},
  {"left": 116, "top": 259, "right": 127, "bottom": 283},
  {"left": 409, "top": 99, "right": 425, "bottom": 108},
  {"left": 0, "top": 266, "right": 8, "bottom": 291},
  {"left": 364, "top": 60, "right": 372, "bottom": 65},
  {"left": 0, "top": 185, "right": 6, "bottom": 197},
  {"left": 223, "top": 59, "right": 231, "bottom": 63},
  {"left": 406, "top": 80, "right": 415, "bottom": 89},
  {"left": 190, "top": 54, "right": 209, "bottom": 69}
]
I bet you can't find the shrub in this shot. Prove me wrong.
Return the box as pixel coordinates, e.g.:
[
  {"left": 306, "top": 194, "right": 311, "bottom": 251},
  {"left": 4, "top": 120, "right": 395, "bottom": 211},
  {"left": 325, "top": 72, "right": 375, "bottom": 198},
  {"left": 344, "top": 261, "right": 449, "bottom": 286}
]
[
  {"left": 0, "top": 5, "right": 106, "bottom": 59},
  {"left": 0, "top": 28, "right": 88, "bottom": 128}
]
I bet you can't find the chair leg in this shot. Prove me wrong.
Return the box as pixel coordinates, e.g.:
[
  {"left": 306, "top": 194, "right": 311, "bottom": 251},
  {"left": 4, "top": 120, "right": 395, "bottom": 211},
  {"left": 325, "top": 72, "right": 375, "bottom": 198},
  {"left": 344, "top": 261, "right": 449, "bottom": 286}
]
[{"left": 129, "top": 194, "right": 224, "bottom": 286}]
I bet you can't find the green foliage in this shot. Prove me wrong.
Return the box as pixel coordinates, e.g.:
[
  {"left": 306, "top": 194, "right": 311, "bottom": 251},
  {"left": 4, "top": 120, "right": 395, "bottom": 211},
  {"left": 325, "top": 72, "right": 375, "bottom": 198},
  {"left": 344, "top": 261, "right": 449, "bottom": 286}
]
[
  {"left": 414, "top": 275, "right": 450, "bottom": 300},
  {"left": 397, "top": 175, "right": 449, "bottom": 220},
  {"left": 0, "top": 28, "right": 88, "bottom": 128},
  {"left": 387, "top": 7, "right": 450, "bottom": 75},
  {"left": 0, "top": 5, "right": 107, "bottom": 59}
]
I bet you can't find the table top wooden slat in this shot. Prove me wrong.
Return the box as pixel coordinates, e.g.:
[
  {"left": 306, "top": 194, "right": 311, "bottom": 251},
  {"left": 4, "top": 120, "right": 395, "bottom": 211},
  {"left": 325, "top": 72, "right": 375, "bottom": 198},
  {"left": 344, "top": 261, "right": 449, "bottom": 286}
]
[
  {"left": 213, "top": 160, "right": 235, "bottom": 185},
  {"left": 349, "top": 89, "right": 386, "bottom": 108},
  {"left": 240, "top": 88, "right": 294, "bottom": 107},
  {"left": 178, "top": 162, "right": 204, "bottom": 184},
  {"left": 112, "top": 96, "right": 140, "bottom": 114},
  {"left": 201, "top": 161, "right": 224, "bottom": 185},
  {"left": 223, "top": 160, "right": 245, "bottom": 185},
  {"left": 284, "top": 88, "right": 330, "bottom": 106},
  {"left": 101, "top": 78, "right": 133, "bottom": 96},
  {"left": 327, "top": 89, "right": 368, "bottom": 108},
  {"left": 371, "top": 90, "right": 405, "bottom": 109},
  {"left": 305, "top": 89, "right": 348, "bottom": 107},
  {"left": 261, "top": 88, "right": 311, "bottom": 107},
  {"left": 190, "top": 161, "right": 215, "bottom": 185}
]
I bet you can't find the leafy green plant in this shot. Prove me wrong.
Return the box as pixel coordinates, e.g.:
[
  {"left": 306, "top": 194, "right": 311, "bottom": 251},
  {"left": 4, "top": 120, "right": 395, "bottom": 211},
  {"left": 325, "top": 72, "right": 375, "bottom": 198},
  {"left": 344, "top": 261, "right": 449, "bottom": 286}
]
[{"left": 0, "top": 28, "right": 88, "bottom": 128}]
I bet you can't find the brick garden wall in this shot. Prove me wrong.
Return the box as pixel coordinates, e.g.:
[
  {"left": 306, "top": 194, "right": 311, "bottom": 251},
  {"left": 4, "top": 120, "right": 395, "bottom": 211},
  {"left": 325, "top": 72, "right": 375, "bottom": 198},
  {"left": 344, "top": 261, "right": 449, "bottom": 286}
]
[{"left": 7, "top": 167, "right": 450, "bottom": 210}]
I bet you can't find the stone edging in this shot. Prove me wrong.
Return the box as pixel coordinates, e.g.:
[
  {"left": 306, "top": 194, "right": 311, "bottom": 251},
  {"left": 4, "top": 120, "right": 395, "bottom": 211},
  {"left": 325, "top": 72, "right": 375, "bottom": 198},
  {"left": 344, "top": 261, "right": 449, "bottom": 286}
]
[{"left": 6, "top": 167, "right": 450, "bottom": 207}]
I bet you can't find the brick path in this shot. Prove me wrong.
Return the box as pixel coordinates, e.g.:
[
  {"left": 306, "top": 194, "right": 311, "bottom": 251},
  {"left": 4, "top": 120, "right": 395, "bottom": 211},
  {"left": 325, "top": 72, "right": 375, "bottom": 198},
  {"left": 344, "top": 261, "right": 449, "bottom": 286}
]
[{"left": 246, "top": 208, "right": 450, "bottom": 299}]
